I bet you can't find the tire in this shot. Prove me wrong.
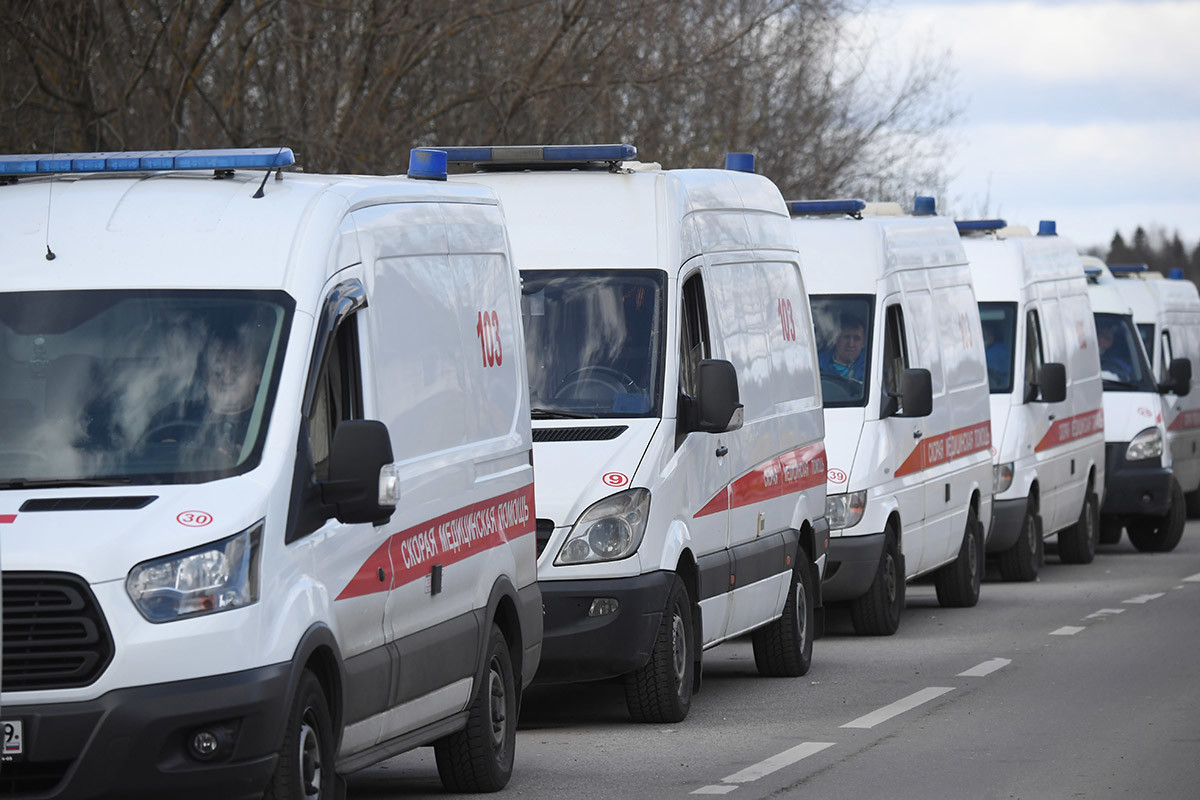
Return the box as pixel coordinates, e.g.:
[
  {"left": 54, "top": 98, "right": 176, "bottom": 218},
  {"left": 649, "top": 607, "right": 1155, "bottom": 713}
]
[
  {"left": 935, "top": 508, "right": 983, "bottom": 607},
  {"left": 752, "top": 558, "right": 815, "bottom": 677},
  {"left": 1127, "top": 479, "right": 1186, "bottom": 553},
  {"left": 1099, "top": 516, "right": 1123, "bottom": 545},
  {"left": 435, "top": 625, "right": 517, "bottom": 792},
  {"left": 265, "top": 671, "right": 336, "bottom": 800},
  {"left": 1058, "top": 490, "right": 1098, "bottom": 565},
  {"left": 998, "top": 501, "right": 1043, "bottom": 581},
  {"left": 625, "top": 575, "right": 694, "bottom": 723},
  {"left": 849, "top": 526, "right": 904, "bottom": 636},
  {"left": 1186, "top": 484, "right": 1200, "bottom": 519}
]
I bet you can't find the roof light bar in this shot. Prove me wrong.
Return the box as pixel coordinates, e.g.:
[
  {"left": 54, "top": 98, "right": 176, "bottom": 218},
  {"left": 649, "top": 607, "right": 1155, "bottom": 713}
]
[
  {"left": 954, "top": 219, "right": 1007, "bottom": 233},
  {"left": 787, "top": 199, "right": 866, "bottom": 216},
  {"left": 1169, "top": 268, "right": 1185, "bottom": 280},
  {"left": 1083, "top": 266, "right": 1103, "bottom": 277},
  {"left": 725, "top": 152, "right": 755, "bottom": 173},
  {"left": 1038, "top": 220, "right": 1057, "bottom": 236},
  {"left": 437, "top": 144, "right": 636, "bottom": 165},
  {"left": 0, "top": 147, "right": 295, "bottom": 176},
  {"left": 1109, "top": 263, "right": 1149, "bottom": 274},
  {"left": 913, "top": 196, "right": 936, "bottom": 216},
  {"left": 407, "top": 148, "right": 447, "bottom": 181}
]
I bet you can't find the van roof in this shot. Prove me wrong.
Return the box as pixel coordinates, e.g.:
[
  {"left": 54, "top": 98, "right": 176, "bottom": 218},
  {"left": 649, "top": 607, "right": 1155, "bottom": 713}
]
[
  {"left": 963, "top": 227, "right": 1086, "bottom": 301},
  {"left": 1082, "top": 255, "right": 1133, "bottom": 315},
  {"left": 0, "top": 164, "right": 500, "bottom": 295}
]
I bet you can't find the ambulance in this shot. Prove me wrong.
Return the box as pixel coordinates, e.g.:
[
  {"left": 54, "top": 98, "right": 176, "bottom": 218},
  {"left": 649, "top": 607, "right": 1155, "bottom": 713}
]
[
  {"left": 1081, "top": 256, "right": 1185, "bottom": 551},
  {"left": 1110, "top": 264, "right": 1200, "bottom": 533},
  {"left": 792, "top": 197, "right": 992, "bottom": 637},
  {"left": 961, "top": 220, "right": 1105, "bottom": 580},
  {"left": 0, "top": 148, "right": 540, "bottom": 798},
  {"left": 443, "top": 145, "right": 829, "bottom": 723}
]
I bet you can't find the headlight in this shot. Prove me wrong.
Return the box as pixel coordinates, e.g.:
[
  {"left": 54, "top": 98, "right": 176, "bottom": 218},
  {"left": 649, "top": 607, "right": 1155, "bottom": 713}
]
[
  {"left": 1127, "top": 427, "right": 1164, "bottom": 461},
  {"left": 555, "top": 488, "right": 650, "bottom": 565},
  {"left": 993, "top": 462, "right": 1014, "bottom": 494},
  {"left": 127, "top": 523, "right": 262, "bottom": 623},
  {"left": 825, "top": 491, "right": 866, "bottom": 529}
]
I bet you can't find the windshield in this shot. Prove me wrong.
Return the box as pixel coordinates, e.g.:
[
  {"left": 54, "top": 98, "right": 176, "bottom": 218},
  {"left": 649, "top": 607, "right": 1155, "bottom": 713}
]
[
  {"left": 1095, "top": 312, "right": 1155, "bottom": 391},
  {"left": 1137, "top": 323, "right": 1155, "bottom": 364},
  {"left": 520, "top": 269, "right": 665, "bottom": 418},
  {"left": 810, "top": 294, "right": 873, "bottom": 407},
  {"left": 979, "top": 302, "right": 1017, "bottom": 394},
  {"left": 0, "top": 290, "right": 293, "bottom": 487}
]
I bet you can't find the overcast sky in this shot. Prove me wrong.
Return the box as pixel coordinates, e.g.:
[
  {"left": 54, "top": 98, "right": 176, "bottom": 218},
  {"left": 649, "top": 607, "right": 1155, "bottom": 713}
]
[{"left": 860, "top": 0, "right": 1200, "bottom": 251}]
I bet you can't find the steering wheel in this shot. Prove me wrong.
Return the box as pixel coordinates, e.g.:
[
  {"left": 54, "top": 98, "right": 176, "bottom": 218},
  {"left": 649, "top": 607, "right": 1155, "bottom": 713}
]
[
  {"left": 820, "top": 371, "right": 863, "bottom": 400},
  {"left": 142, "top": 420, "right": 204, "bottom": 445},
  {"left": 554, "top": 366, "right": 640, "bottom": 403}
]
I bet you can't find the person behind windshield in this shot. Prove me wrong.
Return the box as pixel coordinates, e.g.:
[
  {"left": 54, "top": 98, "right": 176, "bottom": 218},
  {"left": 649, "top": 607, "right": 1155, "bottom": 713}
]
[
  {"left": 1097, "top": 318, "right": 1132, "bottom": 379},
  {"left": 819, "top": 312, "right": 867, "bottom": 382},
  {"left": 983, "top": 321, "right": 1010, "bottom": 387}
]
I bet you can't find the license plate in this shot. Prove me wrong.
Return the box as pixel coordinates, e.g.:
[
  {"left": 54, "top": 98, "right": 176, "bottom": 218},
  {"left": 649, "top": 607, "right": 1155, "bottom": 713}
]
[{"left": 2, "top": 720, "right": 22, "bottom": 761}]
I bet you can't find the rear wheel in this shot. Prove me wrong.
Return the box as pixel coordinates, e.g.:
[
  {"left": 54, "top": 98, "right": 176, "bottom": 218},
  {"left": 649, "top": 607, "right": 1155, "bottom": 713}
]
[
  {"left": 752, "top": 557, "right": 815, "bottom": 677},
  {"left": 1058, "top": 489, "right": 1098, "bottom": 564},
  {"left": 625, "top": 575, "right": 694, "bottom": 723},
  {"left": 1127, "top": 479, "right": 1186, "bottom": 553},
  {"left": 935, "top": 508, "right": 983, "bottom": 607},
  {"left": 998, "top": 501, "right": 1043, "bottom": 581},
  {"left": 850, "top": 526, "right": 904, "bottom": 636},
  {"left": 265, "top": 671, "right": 335, "bottom": 800},
  {"left": 1185, "top": 484, "right": 1200, "bottom": 519},
  {"left": 435, "top": 625, "right": 516, "bottom": 792}
]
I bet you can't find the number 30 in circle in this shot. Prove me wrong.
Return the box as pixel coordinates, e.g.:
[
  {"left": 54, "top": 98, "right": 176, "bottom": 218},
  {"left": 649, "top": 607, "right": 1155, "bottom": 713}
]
[{"left": 476, "top": 310, "right": 503, "bottom": 367}]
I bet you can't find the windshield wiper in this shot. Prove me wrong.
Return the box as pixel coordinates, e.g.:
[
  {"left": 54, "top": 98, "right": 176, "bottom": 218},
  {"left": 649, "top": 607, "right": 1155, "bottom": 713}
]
[
  {"left": 530, "top": 407, "right": 598, "bottom": 420},
  {"left": 1, "top": 477, "right": 136, "bottom": 490}
]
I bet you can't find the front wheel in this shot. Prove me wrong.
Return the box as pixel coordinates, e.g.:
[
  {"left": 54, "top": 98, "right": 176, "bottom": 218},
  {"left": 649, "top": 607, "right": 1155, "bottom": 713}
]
[
  {"left": 998, "top": 501, "right": 1043, "bottom": 581},
  {"left": 849, "top": 526, "right": 904, "bottom": 636},
  {"left": 1127, "top": 479, "right": 1186, "bottom": 553},
  {"left": 1185, "top": 483, "right": 1200, "bottom": 519},
  {"left": 435, "top": 625, "right": 517, "bottom": 792},
  {"left": 935, "top": 508, "right": 983, "bottom": 607},
  {"left": 625, "top": 575, "right": 694, "bottom": 723},
  {"left": 1058, "top": 490, "right": 1098, "bottom": 564},
  {"left": 265, "top": 671, "right": 335, "bottom": 800},
  {"left": 752, "top": 558, "right": 815, "bottom": 677}
]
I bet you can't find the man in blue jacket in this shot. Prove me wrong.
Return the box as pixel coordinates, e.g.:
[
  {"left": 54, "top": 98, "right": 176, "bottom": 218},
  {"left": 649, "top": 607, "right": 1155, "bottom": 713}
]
[{"left": 818, "top": 313, "right": 867, "bottom": 382}]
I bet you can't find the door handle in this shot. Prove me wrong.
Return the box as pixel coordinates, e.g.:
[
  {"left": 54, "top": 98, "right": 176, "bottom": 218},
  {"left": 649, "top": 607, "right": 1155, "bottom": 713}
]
[
  {"left": 715, "top": 445, "right": 728, "bottom": 458},
  {"left": 1048, "top": 414, "right": 1056, "bottom": 421},
  {"left": 913, "top": 430, "right": 923, "bottom": 439}
]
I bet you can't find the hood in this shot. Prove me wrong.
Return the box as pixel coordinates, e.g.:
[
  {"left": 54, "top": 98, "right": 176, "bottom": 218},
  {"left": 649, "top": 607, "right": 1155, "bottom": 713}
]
[
  {"left": 1102, "top": 390, "right": 1163, "bottom": 444},
  {"left": 532, "top": 419, "right": 659, "bottom": 528},
  {"left": 0, "top": 478, "right": 269, "bottom": 583},
  {"left": 820, "top": 407, "right": 866, "bottom": 493}
]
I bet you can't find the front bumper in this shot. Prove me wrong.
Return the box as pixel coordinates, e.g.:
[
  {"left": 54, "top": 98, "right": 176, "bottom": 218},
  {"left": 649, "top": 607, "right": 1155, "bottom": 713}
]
[
  {"left": 820, "top": 532, "right": 885, "bottom": 603},
  {"left": 986, "top": 495, "right": 1030, "bottom": 554},
  {"left": 533, "top": 571, "right": 675, "bottom": 684},
  {"left": 1101, "top": 443, "right": 1172, "bottom": 518},
  {"left": 1, "top": 664, "right": 290, "bottom": 800}
]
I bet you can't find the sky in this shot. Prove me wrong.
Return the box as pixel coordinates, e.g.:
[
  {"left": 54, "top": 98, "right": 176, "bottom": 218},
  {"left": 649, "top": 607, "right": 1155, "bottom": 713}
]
[{"left": 858, "top": 0, "right": 1200, "bottom": 251}]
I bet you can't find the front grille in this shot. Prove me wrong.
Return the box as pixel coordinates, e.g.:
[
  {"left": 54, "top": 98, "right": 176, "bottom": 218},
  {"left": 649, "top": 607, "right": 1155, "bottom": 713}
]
[
  {"left": 535, "top": 518, "right": 556, "bottom": 558},
  {"left": 2, "top": 573, "right": 115, "bottom": 691},
  {"left": 0, "top": 760, "right": 71, "bottom": 795},
  {"left": 533, "top": 426, "right": 627, "bottom": 443}
]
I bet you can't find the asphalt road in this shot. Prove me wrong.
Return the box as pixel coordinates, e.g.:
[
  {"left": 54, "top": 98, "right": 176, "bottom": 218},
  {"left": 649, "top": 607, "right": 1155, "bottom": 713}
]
[{"left": 348, "top": 522, "right": 1200, "bottom": 799}]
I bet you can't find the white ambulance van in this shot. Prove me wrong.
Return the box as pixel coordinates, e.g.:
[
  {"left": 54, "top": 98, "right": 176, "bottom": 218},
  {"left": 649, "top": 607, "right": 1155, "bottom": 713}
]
[
  {"left": 791, "top": 197, "right": 992, "bottom": 637},
  {"left": 0, "top": 148, "right": 541, "bottom": 798},
  {"left": 961, "top": 219, "right": 1105, "bottom": 580},
  {"left": 443, "top": 145, "right": 829, "bottom": 724},
  {"left": 1110, "top": 263, "right": 1200, "bottom": 531},
  {"left": 1081, "top": 256, "right": 1186, "bottom": 551}
]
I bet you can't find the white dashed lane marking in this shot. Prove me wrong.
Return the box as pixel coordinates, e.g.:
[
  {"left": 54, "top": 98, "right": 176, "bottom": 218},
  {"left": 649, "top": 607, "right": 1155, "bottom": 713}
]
[
  {"left": 958, "top": 658, "right": 1011, "bottom": 677},
  {"left": 1183, "top": 572, "right": 1200, "bottom": 583},
  {"left": 692, "top": 786, "right": 737, "bottom": 795},
  {"left": 1123, "top": 593, "right": 1165, "bottom": 604},
  {"left": 692, "top": 742, "right": 835, "bottom": 793},
  {"left": 1051, "top": 626, "right": 1085, "bottom": 635},
  {"left": 1085, "top": 608, "right": 1126, "bottom": 619},
  {"left": 841, "top": 687, "right": 954, "bottom": 729}
]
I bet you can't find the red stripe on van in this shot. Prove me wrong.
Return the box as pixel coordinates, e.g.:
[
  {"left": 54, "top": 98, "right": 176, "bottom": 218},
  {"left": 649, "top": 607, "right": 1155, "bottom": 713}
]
[
  {"left": 694, "top": 443, "right": 827, "bottom": 518},
  {"left": 336, "top": 483, "right": 536, "bottom": 601},
  {"left": 1167, "top": 409, "right": 1200, "bottom": 431},
  {"left": 1033, "top": 409, "right": 1105, "bottom": 452},
  {"left": 0, "top": 514, "right": 14, "bottom": 524},
  {"left": 894, "top": 421, "right": 992, "bottom": 478}
]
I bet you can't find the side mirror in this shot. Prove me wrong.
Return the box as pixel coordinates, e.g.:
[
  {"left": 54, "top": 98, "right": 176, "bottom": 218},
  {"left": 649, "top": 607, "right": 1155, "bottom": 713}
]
[
  {"left": 894, "top": 368, "right": 933, "bottom": 418},
  {"left": 1034, "top": 362, "right": 1067, "bottom": 404},
  {"left": 1161, "top": 357, "right": 1192, "bottom": 396},
  {"left": 322, "top": 420, "right": 397, "bottom": 525},
  {"left": 696, "top": 359, "right": 744, "bottom": 433}
]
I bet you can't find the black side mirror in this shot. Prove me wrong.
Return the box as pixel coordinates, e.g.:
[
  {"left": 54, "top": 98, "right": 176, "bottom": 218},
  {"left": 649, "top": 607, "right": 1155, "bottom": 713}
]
[
  {"left": 322, "top": 419, "right": 396, "bottom": 525},
  {"left": 1035, "top": 362, "right": 1067, "bottom": 404},
  {"left": 696, "top": 359, "right": 744, "bottom": 433},
  {"left": 893, "top": 368, "right": 933, "bottom": 418},
  {"left": 1161, "top": 357, "right": 1192, "bottom": 396}
]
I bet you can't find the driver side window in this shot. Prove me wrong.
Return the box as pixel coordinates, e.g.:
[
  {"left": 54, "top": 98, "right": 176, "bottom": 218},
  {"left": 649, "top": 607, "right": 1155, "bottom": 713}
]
[
  {"left": 882, "top": 304, "right": 909, "bottom": 412},
  {"left": 308, "top": 316, "right": 363, "bottom": 481},
  {"left": 1025, "top": 309, "right": 1045, "bottom": 391},
  {"left": 679, "top": 273, "right": 711, "bottom": 398}
]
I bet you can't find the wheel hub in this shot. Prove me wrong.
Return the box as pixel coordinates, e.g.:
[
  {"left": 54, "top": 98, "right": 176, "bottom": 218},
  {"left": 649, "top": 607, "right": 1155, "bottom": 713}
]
[
  {"left": 299, "top": 715, "right": 321, "bottom": 800},
  {"left": 488, "top": 657, "right": 508, "bottom": 751},
  {"left": 671, "top": 611, "right": 687, "bottom": 696}
]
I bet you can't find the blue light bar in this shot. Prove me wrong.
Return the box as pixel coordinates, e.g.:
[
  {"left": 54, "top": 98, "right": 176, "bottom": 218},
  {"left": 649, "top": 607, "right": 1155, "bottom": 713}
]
[
  {"left": 1038, "top": 220, "right": 1057, "bottom": 236},
  {"left": 725, "top": 152, "right": 755, "bottom": 173},
  {"left": 1169, "top": 268, "right": 1184, "bottom": 280},
  {"left": 955, "top": 219, "right": 1007, "bottom": 232},
  {"left": 1109, "top": 263, "right": 1149, "bottom": 274},
  {"left": 437, "top": 144, "right": 636, "bottom": 165},
  {"left": 0, "top": 147, "right": 294, "bottom": 176},
  {"left": 408, "top": 148, "right": 447, "bottom": 181},
  {"left": 787, "top": 199, "right": 866, "bottom": 216},
  {"left": 913, "top": 196, "right": 936, "bottom": 216},
  {"left": 1083, "top": 266, "right": 1102, "bottom": 277}
]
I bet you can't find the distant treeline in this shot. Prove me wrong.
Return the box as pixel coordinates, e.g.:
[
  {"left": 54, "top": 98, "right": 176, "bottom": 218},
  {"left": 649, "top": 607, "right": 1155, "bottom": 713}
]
[{"left": 1092, "top": 227, "right": 1200, "bottom": 282}]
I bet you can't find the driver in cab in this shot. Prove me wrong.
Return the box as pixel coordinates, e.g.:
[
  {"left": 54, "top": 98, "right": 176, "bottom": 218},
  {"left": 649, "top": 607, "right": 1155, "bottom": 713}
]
[{"left": 819, "top": 313, "right": 867, "bottom": 382}]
